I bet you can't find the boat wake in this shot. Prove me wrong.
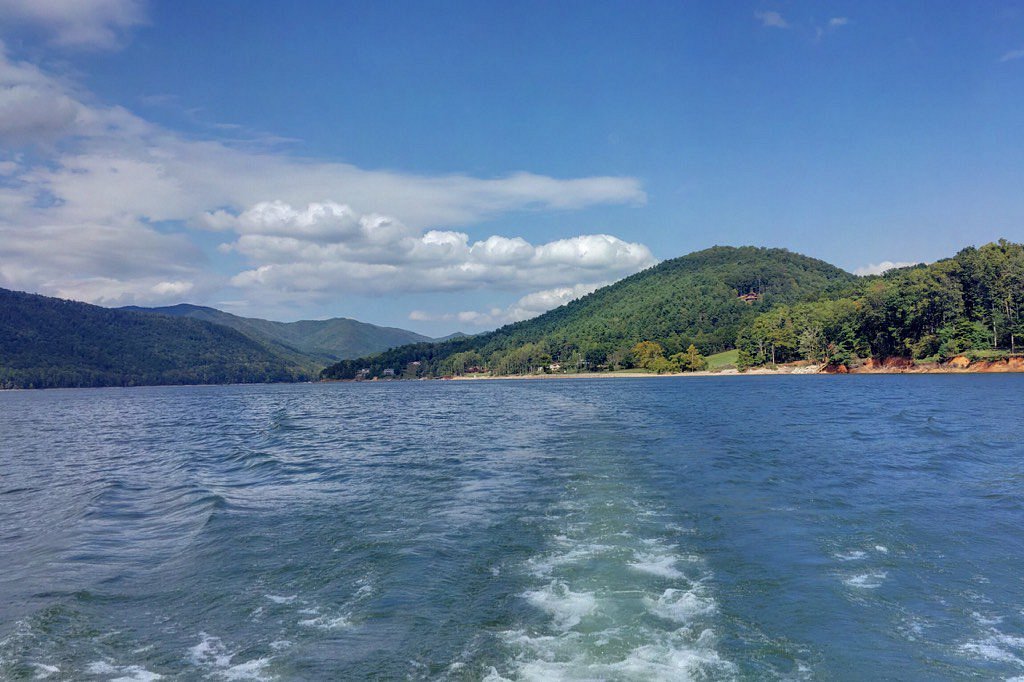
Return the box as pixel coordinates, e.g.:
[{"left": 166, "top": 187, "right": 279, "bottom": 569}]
[{"left": 488, "top": 472, "right": 734, "bottom": 681}]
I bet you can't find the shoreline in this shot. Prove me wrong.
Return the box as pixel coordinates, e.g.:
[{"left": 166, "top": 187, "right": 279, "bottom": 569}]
[
  {"left": 5, "top": 359, "right": 1022, "bottom": 391},
  {"left": 444, "top": 362, "right": 1024, "bottom": 381}
]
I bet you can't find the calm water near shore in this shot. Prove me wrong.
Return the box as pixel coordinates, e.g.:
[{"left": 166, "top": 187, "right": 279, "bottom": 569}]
[{"left": 2, "top": 376, "right": 1023, "bottom": 680}]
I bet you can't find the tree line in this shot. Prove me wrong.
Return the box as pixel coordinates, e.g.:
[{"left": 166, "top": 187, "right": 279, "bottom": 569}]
[
  {"left": 736, "top": 240, "right": 1024, "bottom": 368},
  {"left": 322, "top": 240, "right": 1023, "bottom": 380}
]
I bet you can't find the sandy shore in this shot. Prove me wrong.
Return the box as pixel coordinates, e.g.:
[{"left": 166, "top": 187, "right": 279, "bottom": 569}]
[
  {"left": 444, "top": 362, "right": 1024, "bottom": 381},
  {"left": 447, "top": 366, "right": 818, "bottom": 380}
]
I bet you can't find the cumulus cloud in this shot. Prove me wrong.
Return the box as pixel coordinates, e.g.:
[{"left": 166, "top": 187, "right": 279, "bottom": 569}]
[
  {"left": 214, "top": 201, "right": 655, "bottom": 297},
  {"left": 853, "top": 261, "right": 919, "bottom": 276},
  {"left": 755, "top": 10, "right": 789, "bottom": 29},
  {"left": 0, "top": 45, "right": 648, "bottom": 308},
  {"left": 410, "top": 282, "right": 605, "bottom": 328},
  {"left": 0, "top": 0, "right": 146, "bottom": 50}
]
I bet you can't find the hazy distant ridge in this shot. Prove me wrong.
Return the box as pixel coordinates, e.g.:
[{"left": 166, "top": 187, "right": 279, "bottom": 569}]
[{"left": 122, "top": 304, "right": 432, "bottom": 363}]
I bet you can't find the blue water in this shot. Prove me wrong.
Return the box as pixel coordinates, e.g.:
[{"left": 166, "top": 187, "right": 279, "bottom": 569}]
[{"left": 1, "top": 376, "right": 1023, "bottom": 680}]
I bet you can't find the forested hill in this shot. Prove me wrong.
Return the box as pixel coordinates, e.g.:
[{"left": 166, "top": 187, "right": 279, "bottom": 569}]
[
  {"left": 322, "top": 246, "right": 857, "bottom": 379},
  {"left": 122, "top": 304, "right": 432, "bottom": 363},
  {"left": 734, "top": 239, "right": 1024, "bottom": 369},
  {"left": 0, "top": 289, "right": 313, "bottom": 389}
]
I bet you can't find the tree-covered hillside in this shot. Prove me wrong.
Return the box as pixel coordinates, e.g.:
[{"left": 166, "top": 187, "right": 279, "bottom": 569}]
[
  {"left": 122, "top": 304, "right": 432, "bottom": 363},
  {"left": 736, "top": 239, "right": 1024, "bottom": 368},
  {"left": 322, "top": 246, "right": 857, "bottom": 379},
  {"left": 0, "top": 289, "right": 313, "bottom": 389}
]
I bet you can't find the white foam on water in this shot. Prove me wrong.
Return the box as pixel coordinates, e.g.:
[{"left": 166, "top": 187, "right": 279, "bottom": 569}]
[
  {"left": 221, "top": 658, "right": 272, "bottom": 681},
  {"left": 874, "top": 545, "right": 889, "bottom": 554},
  {"left": 85, "top": 661, "right": 163, "bottom": 681},
  {"left": 645, "top": 587, "right": 716, "bottom": 623},
  {"left": 187, "top": 633, "right": 272, "bottom": 681},
  {"left": 629, "top": 552, "right": 683, "bottom": 579},
  {"left": 31, "top": 662, "right": 59, "bottom": 679},
  {"left": 959, "top": 642, "right": 1023, "bottom": 665},
  {"left": 834, "top": 550, "right": 867, "bottom": 561},
  {"left": 264, "top": 594, "right": 296, "bottom": 604},
  {"left": 498, "top": 457, "right": 735, "bottom": 680},
  {"left": 527, "top": 544, "right": 611, "bottom": 578},
  {"left": 503, "top": 628, "right": 735, "bottom": 682},
  {"left": 522, "top": 582, "right": 598, "bottom": 630},
  {"left": 973, "top": 611, "right": 1005, "bottom": 626},
  {"left": 958, "top": 629, "right": 1024, "bottom": 667},
  {"left": 897, "top": 617, "right": 927, "bottom": 642},
  {"left": 843, "top": 571, "right": 888, "bottom": 589},
  {"left": 663, "top": 522, "right": 696, "bottom": 535},
  {"left": 298, "top": 614, "right": 351, "bottom": 630},
  {"left": 188, "top": 633, "right": 233, "bottom": 669},
  {"left": 502, "top": 489, "right": 732, "bottom": 681}
]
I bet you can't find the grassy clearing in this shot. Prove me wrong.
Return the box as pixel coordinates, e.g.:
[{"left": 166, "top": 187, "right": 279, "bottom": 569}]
[{"left": 706, "top": 349, "right": 739, "bottom": 370}]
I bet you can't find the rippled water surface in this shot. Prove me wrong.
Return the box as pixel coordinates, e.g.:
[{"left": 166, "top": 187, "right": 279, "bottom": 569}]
[{"left": 2, "top": 376, "right": 1024, "bottom": 680}]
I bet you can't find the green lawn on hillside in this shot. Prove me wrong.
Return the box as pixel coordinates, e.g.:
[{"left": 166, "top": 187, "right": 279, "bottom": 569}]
[{"left": 706, "top": 349, "right": 739, "bottom": 370}]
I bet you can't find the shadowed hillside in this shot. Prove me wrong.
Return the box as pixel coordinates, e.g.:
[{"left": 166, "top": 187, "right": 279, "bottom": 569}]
[
  {"left": 0, "top": 290, "right": 313, "bottom": 389},
  {"left": 122, "top": 304, "right": 432, "bottom": 363}
]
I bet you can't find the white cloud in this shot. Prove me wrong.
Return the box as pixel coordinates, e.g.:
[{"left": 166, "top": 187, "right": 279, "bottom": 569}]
[
  {"left": 0, "top": 212, "right": 212, "bottom": 306},
  {"left": 0, "top": 0, "right": 146, "bottom": 50},
  {"left": 0, "top": 48, "right": 85, "bottom": 143},
  {"left": 215, "top": 201, "right": 655, "bottom": 297},
  {"left": 853, "top": 261, "right": 919, "bottom": 276},
  {"left": 0, "top": 45, "right": 648, "bottom": 308},
  {"left": 755, "top": 10, "right": 789, "bottom": 29},
  {"left": 410, "top": 282, "right": 605, "bottom": 328},
  {"left": 829, "top": 17, "right": 849, "bottom": 27},
  {"left": 150, "top": 280, "right": 193, "bottom": 297},
  {"left": 470, "top": 235, "right": 535, "bottom": 264},
  {"left": 1000, "top": 49, "right": 1024, "bottom": 63}
]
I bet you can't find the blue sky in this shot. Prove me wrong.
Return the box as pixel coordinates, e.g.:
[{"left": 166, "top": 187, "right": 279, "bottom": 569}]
[{"left": 1, "top": 1, "right": 1023, "bottom": 335}]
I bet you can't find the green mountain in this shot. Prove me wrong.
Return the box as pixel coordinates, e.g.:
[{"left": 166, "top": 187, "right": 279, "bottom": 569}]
[
  {"left": 322, "top": 246, "right": 858, "bottom": 379},
  {"left": 122, "top": 304, "right": 432, "bottom": 363},
  {"left": 0, "top": 289, "right": 313, "bottom": 389}
]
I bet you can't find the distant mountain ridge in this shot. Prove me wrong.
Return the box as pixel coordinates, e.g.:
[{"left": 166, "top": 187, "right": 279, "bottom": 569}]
[
  {"left": 121, "top": 304, "right": 432, "bottom": 363},
  {"left": 0, "top": 289, "right": 312, "bottom": 389},
  {"left": 0, "top": 292, "right": 438, "bottom": 389}
]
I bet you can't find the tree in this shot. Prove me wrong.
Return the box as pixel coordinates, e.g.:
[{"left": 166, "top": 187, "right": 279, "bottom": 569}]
[
  {"left": 631, "top": 341, "right": 666, "bottom": 370},
  {"left": 672, "top": 344, "right": 707, "bottom": 372},
  {"left": 798, "top": 325, "right": 825, "bottom": 362},
  {"left": 648, "top": 356, "right": 677, "bottom": 374}
]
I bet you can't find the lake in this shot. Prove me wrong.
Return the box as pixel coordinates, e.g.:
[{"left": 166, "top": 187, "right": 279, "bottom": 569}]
[{"left": 1, "top": 376, "right": 1023, "bottom": 680}]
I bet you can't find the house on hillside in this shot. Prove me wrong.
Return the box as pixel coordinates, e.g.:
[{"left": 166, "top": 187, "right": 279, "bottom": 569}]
[{"left": 738, "top": 291, "right": 761, "bottom": 303}]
